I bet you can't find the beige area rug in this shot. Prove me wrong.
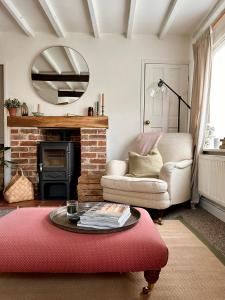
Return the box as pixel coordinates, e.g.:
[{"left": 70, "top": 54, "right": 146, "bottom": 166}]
[{"left": 0, "top": 220, "right": 225, "bottom": 300}]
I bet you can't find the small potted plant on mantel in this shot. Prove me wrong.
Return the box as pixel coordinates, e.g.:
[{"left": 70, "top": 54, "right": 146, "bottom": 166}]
[{"left": 4, "top": 98, "right": 21, "bottom": 116}]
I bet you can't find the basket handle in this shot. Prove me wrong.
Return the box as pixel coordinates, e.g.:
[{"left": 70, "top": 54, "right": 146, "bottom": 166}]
[{"left": 16, "top": 167, "right": 24, "bottom": 176}]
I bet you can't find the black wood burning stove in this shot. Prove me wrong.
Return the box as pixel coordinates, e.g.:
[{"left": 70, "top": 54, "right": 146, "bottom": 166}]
[{"left": 38, "top": 142, "right": 75, "bottom": 200}]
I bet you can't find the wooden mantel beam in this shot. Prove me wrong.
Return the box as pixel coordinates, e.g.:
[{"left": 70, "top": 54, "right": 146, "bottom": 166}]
[{"left": 7, "top": 116, "right": 109, "bottom": 129}]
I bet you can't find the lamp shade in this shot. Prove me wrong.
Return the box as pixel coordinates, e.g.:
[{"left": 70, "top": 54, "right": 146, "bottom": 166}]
[{"left": 148, "top": 82, "right": 166, "bottom": 98}]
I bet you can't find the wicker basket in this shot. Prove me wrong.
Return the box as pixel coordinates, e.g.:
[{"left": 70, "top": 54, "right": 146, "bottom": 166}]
[{"left": 4, "top": 168, "right": 34, "bottom": 203}]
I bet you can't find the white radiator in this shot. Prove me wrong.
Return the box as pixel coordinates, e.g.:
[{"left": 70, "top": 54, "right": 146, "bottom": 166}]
[{"left": 199, "top": 154, "right": 225, "bottom": 208}]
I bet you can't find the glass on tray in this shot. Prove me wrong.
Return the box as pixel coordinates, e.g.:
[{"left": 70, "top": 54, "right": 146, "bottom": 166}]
[{"left": 66, "top": 200, "right": 79, "bottom": 218}]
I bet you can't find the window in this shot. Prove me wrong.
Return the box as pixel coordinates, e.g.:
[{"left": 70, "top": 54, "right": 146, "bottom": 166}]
[{"left": 210, "top": 41, "right": 225, "bottom": 139}]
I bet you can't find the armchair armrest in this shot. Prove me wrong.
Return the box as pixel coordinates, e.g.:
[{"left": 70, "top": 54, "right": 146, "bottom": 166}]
[
  {"left": 160, "top": 159, "right": 193, "bottom": 176},
  {"left": 159, "top": 159, "right": 193, "bottom": 205},
  {"left": 106, "top": 160, "right": 128, "bottom": 176}
]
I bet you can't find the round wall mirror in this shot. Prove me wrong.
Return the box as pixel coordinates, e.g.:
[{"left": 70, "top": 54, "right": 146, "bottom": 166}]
[{"left": 31, "top": 46, "right": 89, "bottom": 105}]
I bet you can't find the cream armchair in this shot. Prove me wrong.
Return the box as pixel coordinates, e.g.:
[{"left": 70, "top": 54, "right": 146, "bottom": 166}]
[{"left": 101, "top": 133, "right": 193, "bottom": 219}]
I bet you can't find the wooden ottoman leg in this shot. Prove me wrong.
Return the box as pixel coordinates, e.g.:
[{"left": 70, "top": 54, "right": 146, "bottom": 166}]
[
  {"left": 142, "top": 270, "right": 161, "bottom": 294},
  {"left": 154, "top": 210, "right": 164, "bottom": 225}
]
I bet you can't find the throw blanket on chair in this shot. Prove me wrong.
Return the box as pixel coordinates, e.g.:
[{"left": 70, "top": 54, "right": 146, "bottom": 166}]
[{"left": 136, "top": 132, "right": 163, "bottom": 155}]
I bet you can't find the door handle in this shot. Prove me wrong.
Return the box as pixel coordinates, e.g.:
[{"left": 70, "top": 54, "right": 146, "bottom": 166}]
[{"left": 145, "top": 120, "right": 150, "bottom": 125}]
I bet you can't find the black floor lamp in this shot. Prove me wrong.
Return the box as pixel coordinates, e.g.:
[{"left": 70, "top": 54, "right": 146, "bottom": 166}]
[{"left": 157, "top": 79, "right": 191, "bottom": 132}]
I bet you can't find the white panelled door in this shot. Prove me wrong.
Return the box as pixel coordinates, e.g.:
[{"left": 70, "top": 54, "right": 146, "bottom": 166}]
[{"left": 144, "top": 63, "right": 189, "bottom": 133}]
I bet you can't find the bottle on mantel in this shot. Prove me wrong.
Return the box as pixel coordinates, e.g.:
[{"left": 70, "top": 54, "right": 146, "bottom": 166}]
[
  {"left": 21, "top": 102, "right": 28, "bottom": 116},
  {"left": 88, "top": 107, "right": 94, "bottom": 116}
]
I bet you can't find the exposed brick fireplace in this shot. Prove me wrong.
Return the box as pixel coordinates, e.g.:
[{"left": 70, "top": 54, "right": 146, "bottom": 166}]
[
  {"left": 78, "top": 128, "right": 106, "bottom": 201},
  {"left": 8, "top": 116, "right": 108, "bottom": 202}
]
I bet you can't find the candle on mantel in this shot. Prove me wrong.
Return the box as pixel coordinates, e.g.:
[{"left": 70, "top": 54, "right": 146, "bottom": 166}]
[
  {"left": 99, "top": 93, "right": 102, "bottom": 107},
  {"left": 101, "top": 93, "right": 104, "bottom": 116},
  {"left": 37, "top": 104, "right": 40, "bottom": 113},
  {"left": 96, "top": 101, "right": 99, "bottom": 116}
]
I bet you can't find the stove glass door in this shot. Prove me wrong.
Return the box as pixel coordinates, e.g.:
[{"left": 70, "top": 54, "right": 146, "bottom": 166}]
[{"left": 43, "top": 149, "right": 66, "bottom": 168}]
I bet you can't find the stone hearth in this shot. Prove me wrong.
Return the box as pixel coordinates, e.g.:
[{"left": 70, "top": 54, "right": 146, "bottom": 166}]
[{"left": 9, "top": 127, "right": 107, "bottom": 201}]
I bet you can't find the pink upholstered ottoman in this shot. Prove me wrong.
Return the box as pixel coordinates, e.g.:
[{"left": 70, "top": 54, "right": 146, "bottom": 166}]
[{"left": 0, "top": 207, "right": 168, "bottom": 293}]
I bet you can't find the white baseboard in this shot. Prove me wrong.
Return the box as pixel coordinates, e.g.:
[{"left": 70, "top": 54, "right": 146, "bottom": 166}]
[{"left": 200, "top": 197, "right": 225, "bottom": 222}]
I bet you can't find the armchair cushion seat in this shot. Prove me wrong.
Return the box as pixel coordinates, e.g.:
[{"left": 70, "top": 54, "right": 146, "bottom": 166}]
[
  {"left": 103, "top": 188, "right": 170, "bottom": 209},
  {"left": 101, "top": 175, "right": 167, "bottom": 194}
]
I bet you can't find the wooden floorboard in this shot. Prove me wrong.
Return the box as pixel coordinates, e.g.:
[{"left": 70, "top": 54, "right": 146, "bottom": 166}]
[{"left": 0, "top": 199, "right": 66, "bottom": 208}]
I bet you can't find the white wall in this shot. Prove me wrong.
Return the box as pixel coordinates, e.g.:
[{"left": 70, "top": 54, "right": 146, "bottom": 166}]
[{"left": 0, "top": 33, "right": 190, "bottom": 160}]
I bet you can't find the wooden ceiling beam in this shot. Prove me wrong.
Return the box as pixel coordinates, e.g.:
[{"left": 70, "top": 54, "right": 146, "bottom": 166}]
[
  {"left": 158, "top": 0, "right": 180, "bottom": 39},
  {"left": 45, "top": 81, "right": 58, "bottom": 90},
  {"left": 64, "top": 47, "right": 80, "bottom": 74},
  {"left": 58, "top": 90, "right": 84, "bottom": 97},
  {"left": 32, "top": 66, "right": 58, "bottom": 90},
  {"left": 41, "top": 50, "right": 73, "bottom": 90},
  {"left": 64, "top": 47, "right": 86, "bottom": 90},
  {"left": 87, "top": 0, "right": 100, "bottom": 38},
  {"left": 31, "top": 74, "right": 89, "bottom": 82},
  {"left": 1, "top": 0, "right": 35, "bottom": 37},
  {"left": 127, "top": 0, "right": 137, "bottom": 39},
  {"left": 38, "top": 0, "right": 65, "bottom": 38},
  {"left": 41, "top": 50, "right": 61, "bottom": 74}
]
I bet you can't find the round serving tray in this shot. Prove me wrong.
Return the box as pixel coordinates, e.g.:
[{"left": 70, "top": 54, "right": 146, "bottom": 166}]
[{"left": 49, "top": 202, "right": 140, "bottom": 234}]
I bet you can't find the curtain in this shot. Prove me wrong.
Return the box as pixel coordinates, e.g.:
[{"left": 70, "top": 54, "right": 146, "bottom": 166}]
[{"left": 190, "top": 28, "right": 213, "bottom": 206}]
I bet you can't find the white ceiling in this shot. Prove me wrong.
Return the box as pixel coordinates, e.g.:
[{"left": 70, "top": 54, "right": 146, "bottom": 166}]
[{"left": 0, "top": 0, "right": 221, "bottom": 38}]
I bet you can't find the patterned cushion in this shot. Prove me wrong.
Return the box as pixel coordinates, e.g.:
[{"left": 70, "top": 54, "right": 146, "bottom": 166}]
[{"left": 0, "top": 207, "right": 168, "bottom": 273}]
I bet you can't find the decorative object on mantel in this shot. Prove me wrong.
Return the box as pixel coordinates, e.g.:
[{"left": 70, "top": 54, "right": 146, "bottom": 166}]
[
  {"left": 88, "top": 107, "right": 94, "bottom": 116},
  {"left": 32, "top": 112, "right": 44, "bottom": 117},
  {"left": 21, "top": 102, "right": 29, "bottom": 116},
  {"left": 101, "top": 93, "right": 105, "bottom": 116},
  {"left": 96, "top": 101, "right": 99, "bottom": 116},
  {"left": 32, "top": 104, "right": 44, "bottom": 117},
  {"left": 4, "top": 98, "right": 21, "bottom": 116},
  {"left": 219, "top": 138, "right": 225, "bottom": 149}
]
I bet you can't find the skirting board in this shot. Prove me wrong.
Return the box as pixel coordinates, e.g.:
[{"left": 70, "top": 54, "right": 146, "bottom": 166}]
[{"left": 200, "top": 197, "right": 225, "bottom": 222}]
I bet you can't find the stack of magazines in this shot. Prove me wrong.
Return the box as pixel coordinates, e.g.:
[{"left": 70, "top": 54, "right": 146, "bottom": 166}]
[{"left": 77, "top": 202, "right": 131, "bottom": 229}]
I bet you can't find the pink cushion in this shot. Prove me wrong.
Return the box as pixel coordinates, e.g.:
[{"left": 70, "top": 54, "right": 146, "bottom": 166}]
[{"left": 0, "top": 207, "right": 168, "bottom": 273}]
